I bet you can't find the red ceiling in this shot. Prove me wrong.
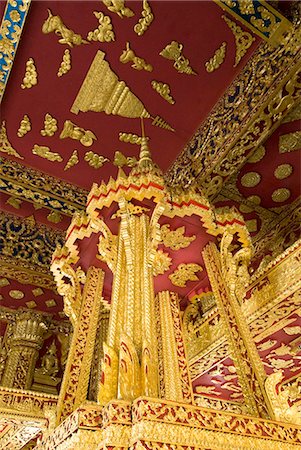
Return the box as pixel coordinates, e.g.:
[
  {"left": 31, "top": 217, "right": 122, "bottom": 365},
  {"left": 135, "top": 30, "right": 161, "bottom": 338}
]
[{"left": 1, "top": 0, "right": 260, "bottom": 190}]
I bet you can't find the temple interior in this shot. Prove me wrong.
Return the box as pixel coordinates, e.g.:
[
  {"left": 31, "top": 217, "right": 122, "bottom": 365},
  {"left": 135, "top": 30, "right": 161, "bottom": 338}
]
[{"left": 0, "top": 1, "right": 300, "bottom": 449}]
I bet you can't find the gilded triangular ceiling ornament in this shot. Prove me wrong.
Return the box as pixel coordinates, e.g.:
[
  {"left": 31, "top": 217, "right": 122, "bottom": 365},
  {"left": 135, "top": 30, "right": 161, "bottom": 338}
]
[
  {"left": 71, "top": 50, "right": 174, "bottom": 132},
  {"left": 222, "top": 15, "right": 255, "bottom": 67},
  {"left": 0, "top": 121, "right": 23, "bottom": 159}
]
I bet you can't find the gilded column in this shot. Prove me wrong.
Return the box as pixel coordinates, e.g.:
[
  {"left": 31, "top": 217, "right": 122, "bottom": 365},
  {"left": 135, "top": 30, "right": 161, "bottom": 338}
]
[
  {"left": 56, "top": 266, "right": 105, "bottom": 424},
  {"left": 156, "top": 291, "right": 193, "bottom": 404},
  {"left": 202, "top": 235, "right": 274, "bottom": 419},
  {"left": 1, "top": 311, "right": 48, "bottom": 389}
]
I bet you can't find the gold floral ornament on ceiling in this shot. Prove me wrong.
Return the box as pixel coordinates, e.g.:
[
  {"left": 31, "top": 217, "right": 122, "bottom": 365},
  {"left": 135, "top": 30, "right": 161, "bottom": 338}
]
[
  {"left": 64, "top": 150, "right": 79, "bottom": 171},
  {"left": 9, "top": 289, "right": 24, "bottom": 299},
  {"left": 272, "top": 188, "right": 291, "bottom": 203},
  {"left": 274, "top": 164, "right": 293, "bottom": 180},
  {"left": 169, "top": 263, "right": 203, "bottom": 287},
  {"left": 160, "top": 41, "right": 197, "bottom": 75},
  {"left": 241, "top": 172, "right": 261, "bottom": 187},
  {"left": 84, "top": 151, "right": 109, "bottom": 169},
  {"left": 160, "top": 224, "right": 196, "bottom": 250},
  {"left": 32, "top": 144, "right": 63, "bottom": 162},
  {"left": 120, "top": 42, "right": 153, "bottom": 72},
  {"left": 0, "top": 122, "right": 23, "bottom": 159},
  {"left": 41, "top": 113, "right": 58, "bottom": 137},
  {"left": 279, "top": 131, "right": 301, "bottom": 154},
  {"left": 17, "top": 115, "right": 31, "bottom": 137},
  {"left": 21, "top": 58, "right": 37, "bottom": 89},
  {"left": 71, "top": 50, "right": 174, "bottom": 132},
  {"left": 151, "top": 81, "right": 175, "bottom": 104},
  {"left": 102, "top": 0, "right": 134, "bottom": 18},
  {"left": 87, "top": 11, "right": 115, "bottom": 43},
  {"left": 134, "top": 0, "right": 154, "bottom": 36},
  {"left": 205, "top": 42, "right": 226, "bottom": 73},
  {"left": 222, "top": 16, "right": 255, "bottom": 67},
  {"left": 42, "top": 9, "right": 88, "bottom": 47},
  {"left": 153, "top": 249, "right": 172, "bottom": 276},
  {"left": 58, "top": 49, "right": 71, "bottom": 77},
  {"left": 60, "top": 120, "right": 97, "bottom": 147}
]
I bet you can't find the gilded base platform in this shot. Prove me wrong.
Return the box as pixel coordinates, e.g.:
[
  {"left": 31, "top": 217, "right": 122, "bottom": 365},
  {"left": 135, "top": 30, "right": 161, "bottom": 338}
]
[{"left": 35, "top": 398, "right": 301, "bottom": 450}]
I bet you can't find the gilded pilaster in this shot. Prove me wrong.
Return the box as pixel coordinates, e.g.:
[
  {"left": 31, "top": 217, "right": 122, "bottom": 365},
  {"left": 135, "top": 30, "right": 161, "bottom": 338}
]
[
  {"left": 156, "top": 291, "right": 193, "bottom": 404},
  {"left": 88, "top": 306, "right": 109, "bottom": 401},
  {"left": 1, "top": 311, "right": 48, "bottom": 390},
  {"left": 202, "top": 237, "right": 274, "bottom": 419},
  {"left": 56, "top": 266, "right": 105, "bottom": 424}
]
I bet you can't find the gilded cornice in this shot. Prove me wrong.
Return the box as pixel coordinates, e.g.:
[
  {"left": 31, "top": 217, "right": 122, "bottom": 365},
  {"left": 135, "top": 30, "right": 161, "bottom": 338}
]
[
  {"left": 0, "top": 254, "right": 57, "bottom": 290},
  {"left": 165, "top": 32, "right": 301, "bottom": 197},
  {"left": 0, "top": 156, "right": 87, "bottom": 216},
  {"left": 0, "top": 0, "right": 32, "bottom": 103}
]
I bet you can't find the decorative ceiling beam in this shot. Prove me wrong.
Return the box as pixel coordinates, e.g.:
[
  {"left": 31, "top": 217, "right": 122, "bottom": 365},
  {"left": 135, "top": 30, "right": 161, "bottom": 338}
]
[
  {"left": 0, "top": 157, "right": 87, "bottom": 216},
  {"left": 165, "top": 30, "right": 301, "bottom": 199},
  {"left": 214, "top": 0, "right": 293, "bottom": 45},
  {"left": 0, "top": 0, "right": 32, "bottom": 103}
]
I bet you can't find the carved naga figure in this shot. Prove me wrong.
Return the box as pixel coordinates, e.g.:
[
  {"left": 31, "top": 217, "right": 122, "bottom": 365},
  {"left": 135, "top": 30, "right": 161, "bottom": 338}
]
[{"left": 42, "top": 9, "right": 88, "bottom": 47}]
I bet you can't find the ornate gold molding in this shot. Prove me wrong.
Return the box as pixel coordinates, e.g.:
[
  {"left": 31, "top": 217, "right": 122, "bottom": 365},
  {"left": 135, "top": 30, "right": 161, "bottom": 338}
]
[
  {"left": 0, "top": 156, "right": 87, "bottom": 216},
  {"left": 165, "top": 34, "right": 301, "bottom": 197}
]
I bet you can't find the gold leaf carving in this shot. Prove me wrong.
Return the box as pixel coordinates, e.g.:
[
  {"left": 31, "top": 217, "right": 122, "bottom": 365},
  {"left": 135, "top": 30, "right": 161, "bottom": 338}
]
[
  {"left": 113, "top": 150, "right": 137, "bottom": 168},
  {"left": 70, "top": 50, "right": 174, "bottom": 132},
  {"left": 161, "top": 224, "right": 196, "bottom": 250},
  {"left": 42, "top": 9, "right": 88, "bottom": 47},
  {"left": 120, "top": 42, "right": 153, "bottom": 72},
  {"left": 274, "top": 164, "right": 293, "bottom": 180},
  {"left": 160, "top": 41, "right": 197, "bottom": 75},
  {"left": 169, "top": 263, "right": 203, "bottom": 287},
  {"left": 64, "top": 150, "right": 79, "bottom": 171},
  {"left": 119, "top": 132, "right": 143, "bottom": 145},
  {"left": 102, "top": 0, "right": 134, "bottom": 18},
  {"left": 153, "top": 249, "right": 172, "bottom": 276},
  {"left": 279, "top": 131, "right": 301, "bottom": 153},
  {"left": 222, "top": 16, "right": 255, "bottom": 67},
  {"left": 271, "top": 188, "right": 291, "bottom": 203},
  {"left": 241, "top": 171, "right": 261, "bottom": 187},
  {"left": 32, "top": 144, "right": 63, "bottom": 162},
  {"left": 205, "top": 42, "right": 227, "bottom": 73},
  {"left": 134, "top": 0, "right": 154, "bottom": 36},
  {"left": 41, "top": 113, "right": 58, "bottom": 137},
  {"left": 21, "top": 57, "right": 37, "bottom": 89},
  {"left": 58, "top": 49, "right": 71, "bottom": 77},
  {"left": 60, "top": 120, "right": 97, "bottom": 147},
  {"left": 87, "top": 11, "right": 115, "bottom": 43},
  {"left": 151, "top": 81, "right": 175, "bottom": 104},
  {"left": 237, "top": 0, "right": 255, "bottom": 15},
  {"left": 0, "top": 121, "right": 23, "bottom": 159},
  {"left": 84, "top": 151, "right": 109, "bottom": 169},
  {"left": 17, "top": 114, "right": 31, "bottom": 137}
]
